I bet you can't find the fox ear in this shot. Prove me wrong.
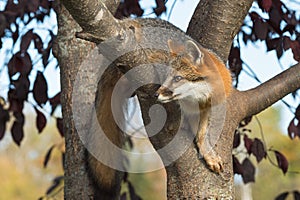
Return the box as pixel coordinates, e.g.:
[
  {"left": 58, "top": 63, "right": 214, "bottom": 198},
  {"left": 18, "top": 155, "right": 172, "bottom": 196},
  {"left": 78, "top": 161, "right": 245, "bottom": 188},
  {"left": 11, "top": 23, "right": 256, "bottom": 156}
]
[
  {"left": 185, "top": 40, "right": 203, "bottom": 65},
  {"left": 167, "top": 39, "right": 185, "bottom": 54}
]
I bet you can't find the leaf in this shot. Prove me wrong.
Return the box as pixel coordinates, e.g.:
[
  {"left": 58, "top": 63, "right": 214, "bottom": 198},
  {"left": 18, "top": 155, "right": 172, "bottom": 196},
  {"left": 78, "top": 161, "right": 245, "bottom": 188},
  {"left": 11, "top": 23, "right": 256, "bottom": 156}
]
[
  {"left": 7, "top": 52, "right": 32, "bottom": 77},
  {"left": 244, "top": 135, "right": 253, "bottom": 154},
  {"left": 46, "top": 176, "right": 64, "bottom": 195},
  {"left": 11, "top": 112, "right": 25, "bottom": 146},
  {"left": 241, "top": 158, "right": 255, "bottom": 183},
  {"left": 11, "top": 75, "right": 30, "bottom": 101},
  {"left": 295, "top": 104, "right": 300, "bottom": 120},
  {"left": 288, "top": 119, "right": 300, "bottom": 139},
  {"left": 253, "top": 19, "right": 268, "bottom": 40},
  {"left": 0, "top": 104, "right": 10, "bottom": 140},
  {"left": 33, "top": 71, "right": 48, "bottom": 105},
  {"left": 20, "top": 29, "right": 34, "bottom": 52},
  {"left": 294, "top": 191, "right": 300, "bottom": 200},
  {"left": 260, "top": 0, "right": 272, "bottom": 12},
  {"left": 153, "top": 0, "right": 166, "bottom": 16},
  {"left": 290, "top": 40, "right": 300, "bottom": 61},
  {"left": 33, "top": 33, "right": 44, "bottom": 54},
  {"left": 239, "top": 116, "right": 252, "bottom": 127},
  {"left": 275, "top": 192, "right": 289, "bottom": 200},
  {"left": 269, "top": 7, "right": 283, "bottom": 33},
  {"left": 233, "top": 131, "right": 240, "bottom": 148},
  {"left": 8, "top": 90, "right": 24, "bottom": 112},
  {"left": 233, "top": 156, "right": 244, "bottom": 175},
  {"left": 251, "top": 138, "right": 266, "bottom": 163},
  {"left": 49, "top": 92, "right": 61, "bottom": 115},
  {"left": 266, "top": 38, "right": 280, "bottom": 51},
  {"left": 35, "top": 107, "right": 47, "bottom": 133},
  {"left": 274, "top": 150, "right": 289, "bottom": 174},
  {"left": 128, "top": 182, "right": 142, "bottom": 200},
  {"left": 120, "top": 193, "right": 127, "bottom": 200},
  {"left": 293, "top": 190, "right": 300, "bottom": 200},
  {"left": 43, "top": 145, "right": 55, "bottom": 168},
  {"left": 56, "top": 118, "right": 64, "bottom": 137},
  {"left": 228, "top": 46, "right": 242, "bottom": 79}
]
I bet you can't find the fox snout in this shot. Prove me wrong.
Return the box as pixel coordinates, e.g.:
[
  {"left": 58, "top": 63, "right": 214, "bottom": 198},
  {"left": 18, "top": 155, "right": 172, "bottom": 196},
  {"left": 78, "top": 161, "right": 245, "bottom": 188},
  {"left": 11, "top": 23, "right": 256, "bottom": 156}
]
[{"left": 154, "top": 86, "right": 174, "bottom": 103}]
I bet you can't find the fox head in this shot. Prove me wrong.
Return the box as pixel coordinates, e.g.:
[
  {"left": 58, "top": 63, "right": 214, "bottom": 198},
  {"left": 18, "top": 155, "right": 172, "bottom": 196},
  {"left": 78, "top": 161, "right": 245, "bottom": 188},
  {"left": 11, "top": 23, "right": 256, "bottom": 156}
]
[{"left": 154, "top": 39, "right": 232, "bottom": 105}]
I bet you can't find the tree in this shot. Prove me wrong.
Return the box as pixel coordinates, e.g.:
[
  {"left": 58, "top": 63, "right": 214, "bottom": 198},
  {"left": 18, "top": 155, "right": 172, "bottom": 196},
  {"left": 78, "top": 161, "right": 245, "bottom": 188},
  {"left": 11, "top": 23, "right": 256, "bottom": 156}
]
[
  {"left": 57, "top": 0, "right": 299, "bottom": 199},
  {"left": 0, "top": 0, "right": 299, "bottom": 199}
]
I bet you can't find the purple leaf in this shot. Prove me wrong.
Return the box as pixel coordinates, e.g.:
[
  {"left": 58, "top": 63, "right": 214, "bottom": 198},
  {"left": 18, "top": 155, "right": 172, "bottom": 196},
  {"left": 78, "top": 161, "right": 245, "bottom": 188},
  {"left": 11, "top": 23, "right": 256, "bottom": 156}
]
[
  {"left": 33, "top": 71, "right": 48, "bottom": 105},
  {"left": 241, "top": 158, "right": 255, "bottom": 183},
  {"left": 0, "top": 104, "right": 9, "bottom": 140},
  {"left": 275, "top": 192, "right": 289, "bottom": 200},
  {"left": 35, "top": 107, "right": 47, "bottom": 133},
  {"left": 43, "top": 145, "right": 55, "bottom": 168},
  {"left": 233, "top": 156, "right": 244, "bottom": 175},
  {"left": 274, "top": 150, "right": 289, "bottom": 174},
  {"left": 244, "top": 135, "right": 253, "bottom": 154},
  {"left": 233, "top": 131, "right": 240, "bottom": 148},
  {"left": 56, "top": 118, "right": 64, "bottom": 137},
  {"left": 251, "top": 138, "right": 267, "bottom": 163},
  {"left": 20, "top": 29, "right": 34, "bottom": 52}
]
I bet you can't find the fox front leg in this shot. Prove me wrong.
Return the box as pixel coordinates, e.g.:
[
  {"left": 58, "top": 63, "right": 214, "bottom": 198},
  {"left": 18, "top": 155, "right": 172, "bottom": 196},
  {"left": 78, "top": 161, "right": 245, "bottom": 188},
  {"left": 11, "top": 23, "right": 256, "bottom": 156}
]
[{"left": 195, "top": 110, "right": 223, "bottom": 173}]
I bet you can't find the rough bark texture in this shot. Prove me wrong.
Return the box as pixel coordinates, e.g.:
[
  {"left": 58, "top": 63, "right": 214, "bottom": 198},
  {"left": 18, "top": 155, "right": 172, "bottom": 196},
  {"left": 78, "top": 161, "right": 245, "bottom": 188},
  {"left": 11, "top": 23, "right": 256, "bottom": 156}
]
[
  {"left": 58, "top": 0, "right": 300, "bottom": 199},
  {"left": 187, "top": 0, "right": 253, "bottom": 62},
  {"left": 54, "top": 4, "right": 96, "bottom": 199}
]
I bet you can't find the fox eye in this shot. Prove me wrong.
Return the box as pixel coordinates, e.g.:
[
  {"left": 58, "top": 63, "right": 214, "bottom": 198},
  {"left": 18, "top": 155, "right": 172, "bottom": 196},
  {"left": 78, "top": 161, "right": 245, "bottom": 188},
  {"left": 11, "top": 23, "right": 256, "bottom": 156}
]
[{"left": 173, "top": 75, "right": 183, "bottom": 82}]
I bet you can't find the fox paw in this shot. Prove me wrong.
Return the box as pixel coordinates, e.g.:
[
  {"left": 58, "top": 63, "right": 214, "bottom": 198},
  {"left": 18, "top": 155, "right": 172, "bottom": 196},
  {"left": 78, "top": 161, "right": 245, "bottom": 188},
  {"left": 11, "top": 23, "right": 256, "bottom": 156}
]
[{"left": 203, "top": 154, "right": 223, "bottom": 173}]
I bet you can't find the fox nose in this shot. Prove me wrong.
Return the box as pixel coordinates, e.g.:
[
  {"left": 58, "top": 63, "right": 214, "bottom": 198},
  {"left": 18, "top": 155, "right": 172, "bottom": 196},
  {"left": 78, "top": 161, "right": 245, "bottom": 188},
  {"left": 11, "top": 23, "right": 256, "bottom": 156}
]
[{"left": 154, "top": 92, "right": 159, "bottom": 98}]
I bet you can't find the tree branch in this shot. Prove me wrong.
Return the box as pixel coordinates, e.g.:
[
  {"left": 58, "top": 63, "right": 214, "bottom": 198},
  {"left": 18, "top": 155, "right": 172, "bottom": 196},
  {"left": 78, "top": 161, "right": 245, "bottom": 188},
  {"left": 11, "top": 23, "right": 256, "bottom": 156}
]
[
  {"left": 241, "top": 63, "right": 300, "bottom": 118},
  {"left": 61, "top": 0, "right": 122, "bottom": 43}
]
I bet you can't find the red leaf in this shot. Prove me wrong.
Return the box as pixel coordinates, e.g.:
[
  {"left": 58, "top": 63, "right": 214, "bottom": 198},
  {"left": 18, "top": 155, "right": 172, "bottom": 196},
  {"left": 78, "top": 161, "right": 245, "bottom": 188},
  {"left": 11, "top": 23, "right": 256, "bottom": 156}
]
[
  {"left": 33, "top": 71, "right": 48, "bottom": 105},
  {"left": 128, "top": 182, "right": 142, "bottom": 200},
  {"left": 283, "top": 36, "right": 292, "bottom": 50},
  {"left": 11, "top": 75, "right": 30, "bottom": 101},
  {"left": 228, "top": 46, "right": 242, "bottom": 79},
  {"left": 274, "top": 150, "right": 289, "bottom": 174},
  {"left": 241, "top": 158, "right": 255, "bottom": 183},
  {"left": 233, "top": 156, "right": 244, "bottom": 175},
  {"left": 294, "top": 191, "right": 300, "bottom": 200},
  {"left": 154, "top": 0, "right": 166, "bottom": 16},
  {"left": 295, "top": 104, "right": 300, "bottom": 120},
  {"left": 0, "top": 104, "right": 10, "bottom": 140},
  {"left": 251, "top": 138, "right": 266, "bottom": 163},
  {"left": 20, "top": 29, "right": 34, "bottom": 52},
  {"left": 275, "top": 192, "right": 289, "bottom": 200},
  {"left": 43, "top": 145, "right": 55, "bottom": 168},
  {"left": 49, "top": 92, "right": 61, "bottom": 115},
  {"left": 35, "top": 107, "right": 47, "bottom": 133},
  {"left": 7, "top": 52, "right": 33, "bottom": 77},
  {"left": 33, "top": 33, "right": 44, "bottom": 54},
  {"left": 266, "top": 38, "right": 280, "bottom": 51},
  {"left": 239, "top": 116, "right": 252, "bottom": 127},
  {"left": 244, "top": 135, "right": 253, "bottom": 154},
  {"left": 56, "top": 118, "right": 64, "bottom": 137},
  {"left": 288, "top": 119, "right": 300, "bottom": 139},
  {"left": 11, "top": 113, "right": 25, "bottom": 146},
  {"left": 253, "top": 19, "right": 268, "bottom": 40},
  {"left": 26, "top": 0, "right": 39, "bottom": 13},
  {"left": 269, "top": 7, "right": 283, "bottom": 33},
  {"left": 290, "top": 40, "right": 300, "bottom": 61},
  {"left": 233, "top": 131, "right": 240, "bottom": 148},
  {"left": 261, "top": 0, "right": 272, "bottom": 12}
]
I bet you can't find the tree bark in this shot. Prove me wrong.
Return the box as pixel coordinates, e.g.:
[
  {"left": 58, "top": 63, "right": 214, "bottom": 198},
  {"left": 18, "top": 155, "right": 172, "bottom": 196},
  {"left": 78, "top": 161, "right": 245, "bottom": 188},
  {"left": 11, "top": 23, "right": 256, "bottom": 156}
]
[{"left": 58, "top": 0, "right": 300, "bottom": 199}]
